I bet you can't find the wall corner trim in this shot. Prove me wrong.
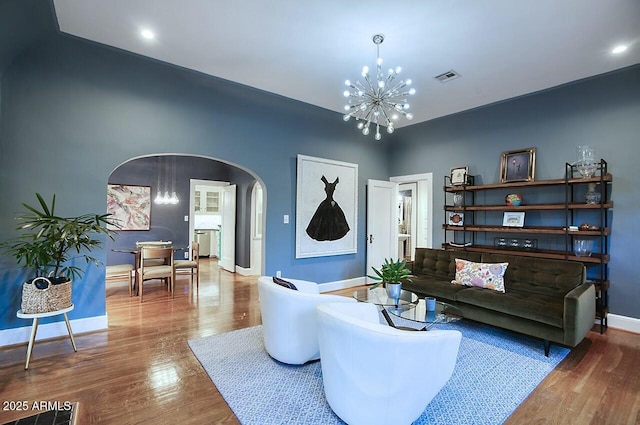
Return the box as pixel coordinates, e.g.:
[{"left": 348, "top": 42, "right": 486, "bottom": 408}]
[
  {"left": 605, "top": 314, "right": 640, "bottom": 334},
  {"left": 0, "top": 314, "right": 108, "bottom": 348},
  {"left": 319, "top": 277, "right": 367, "bottom": 293}
]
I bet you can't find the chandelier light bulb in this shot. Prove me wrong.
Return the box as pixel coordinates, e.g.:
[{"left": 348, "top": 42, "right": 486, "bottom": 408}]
[
  {"left": 342, "top": 33, "right": 415, "bottom": 140},
  {"left": 406, "top": 113, "right": 414, "bottom": 120},
  {"left": 406, "top": 79, "right": 412, "bottom": 85}
]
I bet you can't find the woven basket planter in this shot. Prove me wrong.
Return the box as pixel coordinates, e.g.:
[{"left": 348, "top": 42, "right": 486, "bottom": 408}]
[{"left": 21, "top": 277, "right": 72, "bottom": 314}]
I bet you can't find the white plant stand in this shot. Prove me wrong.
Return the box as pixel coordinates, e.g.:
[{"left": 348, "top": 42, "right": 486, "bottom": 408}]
[{"left": 16, "top": 304, "right": 77, "bottom": 370}]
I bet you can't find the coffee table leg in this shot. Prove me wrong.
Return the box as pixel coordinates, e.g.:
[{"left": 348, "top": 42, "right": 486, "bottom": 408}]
[
  {"left": 25, "top": 318, "right": 39, "bottom": 370},
  {"left": 63, "top": 313, "right": 77, "bottom": 352}
]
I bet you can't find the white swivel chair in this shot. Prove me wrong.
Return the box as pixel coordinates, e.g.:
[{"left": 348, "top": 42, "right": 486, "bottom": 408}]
[
  {"left": 257, "top": 276, "right": 356, "bottom": 365},
  {"left": 317, "top": 302, "right": 462, "bottom": 425}
]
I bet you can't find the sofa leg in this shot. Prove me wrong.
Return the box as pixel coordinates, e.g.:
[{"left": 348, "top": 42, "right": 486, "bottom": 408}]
[{"left": 543, "top": 340, "right": 550, "bottom": 357}]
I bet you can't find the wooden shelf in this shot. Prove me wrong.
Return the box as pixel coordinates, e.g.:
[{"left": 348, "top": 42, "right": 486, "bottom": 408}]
[
  {"left": 442, "top": 243, "right": 609, "bottom": 263},
  {"left": 445, "top": 201, "right": 613, "bottom": 211},
  {"left": 444, "top": 173, "right": 612, "bottom": 192},
  {"left": 442, "top": 224, "right": 609, "bottom": 236}
]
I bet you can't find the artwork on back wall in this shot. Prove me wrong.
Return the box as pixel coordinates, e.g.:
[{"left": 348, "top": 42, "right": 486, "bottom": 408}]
[
  {"left": 106, "top": 184, "right": 151, "bottom": 230},
  {"left": 295, "top": 155, "right": 358, "bottom": 258},
  {"left": 500, "top": 147, "right": 536, "bottom": 183}
]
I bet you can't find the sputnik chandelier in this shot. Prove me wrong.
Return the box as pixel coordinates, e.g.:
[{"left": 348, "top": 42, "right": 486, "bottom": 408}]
[{"left": 343, "top": 34, "right": 415, "bottom": 140}]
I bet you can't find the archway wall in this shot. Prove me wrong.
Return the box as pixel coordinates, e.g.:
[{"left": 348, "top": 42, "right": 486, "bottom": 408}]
[
  {"left": 107, "top": 155, "right": 256, "bottom": 268},
  {"left": 0, "top": 28, "right": 388, "bottom": 329}
]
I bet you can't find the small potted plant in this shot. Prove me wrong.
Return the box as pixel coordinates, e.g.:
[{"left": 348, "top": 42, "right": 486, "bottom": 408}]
[
  {"left": 367, "top": 258, "right": 414, "bottom": 300},
  {"left": 1, "top": 193, "right": 118, "bottom": 313}
]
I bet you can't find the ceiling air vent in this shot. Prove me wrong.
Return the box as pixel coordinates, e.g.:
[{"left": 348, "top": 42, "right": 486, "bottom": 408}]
[{"left": 434, "top": 70, "right": 461, "bottom": 83}]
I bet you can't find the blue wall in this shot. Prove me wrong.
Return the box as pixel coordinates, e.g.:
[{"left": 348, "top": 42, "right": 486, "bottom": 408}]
[
  {"left": 1, "top": 1, "right": 638, "bottom": 334},
  {"left": 388, "top": 65, "right": 640, "bottom": 318},
  {"left": 0, "top": 30, "right": 387, "bottom": 330}
]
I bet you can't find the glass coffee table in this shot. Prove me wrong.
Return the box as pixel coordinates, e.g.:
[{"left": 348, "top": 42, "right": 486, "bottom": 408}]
[
  {"left": 353, "top": 286, "right": 419, "bottom": 307},
  {"left": 387, "top": 299, "right": 462, "bottom": 330}
]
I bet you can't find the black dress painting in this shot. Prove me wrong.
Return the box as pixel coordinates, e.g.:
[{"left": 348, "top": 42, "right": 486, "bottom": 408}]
[{"left": 306, "top": 176, "right": 350, "bottom": 241}]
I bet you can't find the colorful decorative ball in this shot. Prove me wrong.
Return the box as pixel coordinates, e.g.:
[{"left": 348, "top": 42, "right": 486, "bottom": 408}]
[{"left": 505, "top": 193, "right": 523, "bottom": 206}]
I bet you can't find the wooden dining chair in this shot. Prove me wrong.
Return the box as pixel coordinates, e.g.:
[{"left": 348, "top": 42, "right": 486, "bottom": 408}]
[
  {"left": 136, "top": 247, "right": 175, "bottom": 302},
  {"left": 136, "top": 241, "right": 172, "bottom": 267},
  {"left": 174, "top": 242, "right": 200, "bottom": 289}
]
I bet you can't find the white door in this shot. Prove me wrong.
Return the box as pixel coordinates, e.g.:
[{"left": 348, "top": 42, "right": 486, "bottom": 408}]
[
  {"left": 366, "top": 179, "right": 398, "bottom": 282},
  {"left": 220, "top": 185, "right": 236, "bottom": 272}
]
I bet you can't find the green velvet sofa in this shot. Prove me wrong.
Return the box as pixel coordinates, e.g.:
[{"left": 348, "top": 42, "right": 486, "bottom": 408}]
[{"left": 403, "top": 248, "right": 595, "bottom": 355}]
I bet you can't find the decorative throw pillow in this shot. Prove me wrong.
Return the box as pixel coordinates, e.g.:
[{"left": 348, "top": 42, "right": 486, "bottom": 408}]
[
  {"left": 451, "top": 259, "right": 508, "bottom": 293},
  {"left": 272, "top": 276, "right": 298, "bottom": 290}
]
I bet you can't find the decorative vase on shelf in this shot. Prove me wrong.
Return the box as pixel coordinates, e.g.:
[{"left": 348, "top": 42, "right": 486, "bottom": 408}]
[
  {"left": 576, "top": 145, "right": 598, "bottom": 178},
  {"left": 585, "top": 183, "right": 601, "bottom": 204},
  {"left": 453, "top": 193, "right": 464, "bottom": 207},
  {"left": 574, "top": 239, "right": 593, "bottom": 257}
]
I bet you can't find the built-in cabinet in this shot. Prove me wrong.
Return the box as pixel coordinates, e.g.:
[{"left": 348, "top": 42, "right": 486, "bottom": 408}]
[
  {"left": 443, "top": 160, "right": 611, "bottom": 332},
  {"left": 194, "top": 189, "right": 220, "bottom": 213}
]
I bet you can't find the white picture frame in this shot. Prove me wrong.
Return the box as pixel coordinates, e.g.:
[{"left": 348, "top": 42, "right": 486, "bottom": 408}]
[
  {"left": 295, "top": 155, "right": 358, "bottom": 258},
  {"left": 448, "top": 212, "right": 464, "bottom": 226},
  {"left": 503, "top": 212, "right": 525, "bottom": 227},
  {"left": 450, "top": 166, "right": 469, "bottom": 186}
]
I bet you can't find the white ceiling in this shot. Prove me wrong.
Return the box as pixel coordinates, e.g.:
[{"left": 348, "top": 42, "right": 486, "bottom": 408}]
[{"left": 53, "top": 0, "right": 639, "bottom": 128}]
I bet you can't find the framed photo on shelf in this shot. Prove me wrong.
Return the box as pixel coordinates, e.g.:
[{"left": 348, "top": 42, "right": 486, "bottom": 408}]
[
  {"left": 502, "top": 212, "right": 525, "bottom": 227},
  {"left": 448, "top": 212, "right": 464, "bottom": 226},
  {"left": 450, "top": 166, "right": 469, "bottom": 186},
  {"left": 500, "top": 147, "right": 536, "bottom": 183}
]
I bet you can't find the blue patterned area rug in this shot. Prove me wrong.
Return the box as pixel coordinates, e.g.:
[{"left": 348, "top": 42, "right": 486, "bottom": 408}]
[{"left": 188, "top": 320, "right": 569, "bottom": 425}]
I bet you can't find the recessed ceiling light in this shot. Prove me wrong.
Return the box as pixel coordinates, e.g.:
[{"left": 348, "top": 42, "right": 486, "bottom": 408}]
[
  {"left": 140, "top": 29, "right": 155, "bottom": 40},
  {"left": 612, "top": 45, "right": 628, "bottom": 54}
]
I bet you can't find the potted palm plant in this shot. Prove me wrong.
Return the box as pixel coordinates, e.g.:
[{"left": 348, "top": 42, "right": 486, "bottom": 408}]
[
  {"left": 1, "top": 193, "right": 117, "bottom": 313},
  {"left": 367, "top": 258, "right": 414, "bottom": 300}
]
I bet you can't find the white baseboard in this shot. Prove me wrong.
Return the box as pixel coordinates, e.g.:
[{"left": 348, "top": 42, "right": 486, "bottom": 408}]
[
  {"left": 0, "top": 315, "right": 108, "bottom": 347},
  {"left": 235, "top": 266, "right": 258, "bottom": 276},
  {"left": 605, "top": 314, "right": 640, "bottom": 334},
  {"left": 319, "top": 277, "right": 367, "bottom": 293}
]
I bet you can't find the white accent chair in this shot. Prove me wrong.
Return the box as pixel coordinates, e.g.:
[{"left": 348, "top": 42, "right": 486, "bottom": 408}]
[
  {"left": 257, "top": 276, "right": 356, "bottom": 365},
  {"left": 316, "top": 302, "right": 462, "bottom": 425}
]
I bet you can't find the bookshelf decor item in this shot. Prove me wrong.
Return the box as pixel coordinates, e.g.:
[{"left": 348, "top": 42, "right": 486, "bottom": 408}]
[
  {"left": 500, "top": 147, "right": 536, "bottom": 183},
  {"left": 448, "top": 212, "right": 464, "bottom": 226},
  {"left": 502, "top": 212, "right": 525, "bottom": 227},
  {"left": 450, "top": 166, "right": 469, "bottom": 186}
]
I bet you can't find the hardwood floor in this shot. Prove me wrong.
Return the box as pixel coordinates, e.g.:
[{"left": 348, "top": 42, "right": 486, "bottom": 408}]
[{"left": 1, "top": 259, "right": 638, "bottom": 424}]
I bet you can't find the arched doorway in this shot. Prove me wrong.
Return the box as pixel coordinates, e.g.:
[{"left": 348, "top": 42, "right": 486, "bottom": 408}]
[{"left": 106, "top": 154, "right": 265, "bottom": 280}]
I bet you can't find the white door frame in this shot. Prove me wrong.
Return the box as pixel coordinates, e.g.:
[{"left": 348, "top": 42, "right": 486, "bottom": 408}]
[
  {"left": 188, "top": 179, "right": 230, "bottom": 257},
  {"left": 390, "top": 173, "right": 433, "bottom": 250},
  {"left": 249, "top": 182, "right": 263, "bottom": 275}
]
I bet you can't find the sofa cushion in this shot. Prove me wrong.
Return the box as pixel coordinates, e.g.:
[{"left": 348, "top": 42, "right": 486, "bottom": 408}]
[
  {"left": 481, "top": 253, "right": 585, "bottom": 297},
  {"left": 403, "top": 277, "right": 467, "bottom": 302},
  {"left": 414, "top": 248, "right": 482, "bottom": 280},
  {"left": 456, "top": 287, "right": 564, "bottom": 328},
  {"left": 452, "top": 259, "right": 508, "bottom": 292}
]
